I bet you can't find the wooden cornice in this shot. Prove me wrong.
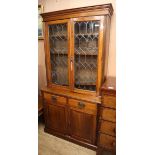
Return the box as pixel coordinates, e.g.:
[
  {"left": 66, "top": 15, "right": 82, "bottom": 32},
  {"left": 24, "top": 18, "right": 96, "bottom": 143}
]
[{"left": 41, "top": 3, "right": 113, "bottom": 22}]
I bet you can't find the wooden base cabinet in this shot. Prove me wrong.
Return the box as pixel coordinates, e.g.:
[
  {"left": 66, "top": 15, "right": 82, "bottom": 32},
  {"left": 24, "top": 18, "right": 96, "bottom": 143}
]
[{"left": 42, "top": 90, "right": 98, "bottom": 149}]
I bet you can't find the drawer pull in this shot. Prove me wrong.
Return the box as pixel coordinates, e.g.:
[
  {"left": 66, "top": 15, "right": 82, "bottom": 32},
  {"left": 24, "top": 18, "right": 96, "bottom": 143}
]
[
  {"left": 78, "top": 102, "right": 85, "bottom": 109},
  {"left": 51, "top": 96, "right": 57, "bottom": 102}
]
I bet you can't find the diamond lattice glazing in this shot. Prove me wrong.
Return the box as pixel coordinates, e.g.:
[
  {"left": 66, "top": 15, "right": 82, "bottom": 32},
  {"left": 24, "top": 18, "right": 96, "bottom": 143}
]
[
  {"left": 74, "top": 21, "right": 100, "bottom": 91},
  {"left": 49, "top": 23, "right": 68, "bottom": 86}
]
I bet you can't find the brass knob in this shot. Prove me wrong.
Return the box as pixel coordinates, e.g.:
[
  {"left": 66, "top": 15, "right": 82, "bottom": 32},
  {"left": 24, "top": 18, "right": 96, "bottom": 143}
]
[
  {"left": 51, "top": 96, "right": 57, "bottom": 102},
  {"left": 78, "top": 102, "right": 85, "bottom": 109}
]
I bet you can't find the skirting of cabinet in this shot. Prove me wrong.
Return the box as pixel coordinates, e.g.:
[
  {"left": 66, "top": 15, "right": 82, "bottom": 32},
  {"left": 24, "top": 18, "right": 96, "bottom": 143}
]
[
  {"left": 97, "top": 147, "right": 116, "bottom": 155},
  {"left": 44, "top": 127, "right": 97, "bottom": 151}
]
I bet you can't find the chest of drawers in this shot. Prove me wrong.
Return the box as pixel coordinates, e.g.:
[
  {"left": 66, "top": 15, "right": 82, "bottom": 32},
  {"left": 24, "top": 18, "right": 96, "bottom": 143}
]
[{"left": 97, "top": 77, "right": 116, "bottom": 155}]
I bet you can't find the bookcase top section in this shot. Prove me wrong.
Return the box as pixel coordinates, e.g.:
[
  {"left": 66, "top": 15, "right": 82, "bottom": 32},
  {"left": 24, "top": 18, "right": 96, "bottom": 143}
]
[{"left": 41, "top": 3, "right": 113, "bottom": 22}]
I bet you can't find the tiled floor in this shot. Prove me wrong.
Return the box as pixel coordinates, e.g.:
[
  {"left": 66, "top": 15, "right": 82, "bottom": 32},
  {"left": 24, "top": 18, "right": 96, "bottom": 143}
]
[{"left": 38, "top": 122, "right": 96, "bottom": 155}]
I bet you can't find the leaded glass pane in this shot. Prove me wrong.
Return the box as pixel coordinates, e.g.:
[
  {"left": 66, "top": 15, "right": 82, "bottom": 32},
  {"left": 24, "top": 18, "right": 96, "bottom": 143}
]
[
  {"left": 49, "top": 23, "right": 68, "bottom": 86},
  {"left": 74, "top": 21, "right": 100, "bottom": 91}
]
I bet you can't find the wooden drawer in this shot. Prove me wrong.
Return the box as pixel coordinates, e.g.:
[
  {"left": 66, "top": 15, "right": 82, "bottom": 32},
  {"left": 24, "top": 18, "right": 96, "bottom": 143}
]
[
  {"left": 68, "top": 99, "right": 97, "bottom": 115},
  {"left": 44, "top": 93, "right": 67, "bottom": 105},
  {"left": 99, "top": 133, "right": 116, "bottom": 150},
  {"left": 100, "top": 120, "right": 116, "bottom": 137},
  {"left": 101, "top": 108, "right": 116, "bottom": 122},
  {"left": 102, "top": 95, "right": 116, "bottom": 109}
]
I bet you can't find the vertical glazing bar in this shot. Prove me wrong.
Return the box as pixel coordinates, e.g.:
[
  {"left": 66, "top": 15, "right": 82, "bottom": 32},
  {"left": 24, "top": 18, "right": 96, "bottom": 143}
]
[{"left": 69, "top": 18, "right": 75, "bottom": 91}]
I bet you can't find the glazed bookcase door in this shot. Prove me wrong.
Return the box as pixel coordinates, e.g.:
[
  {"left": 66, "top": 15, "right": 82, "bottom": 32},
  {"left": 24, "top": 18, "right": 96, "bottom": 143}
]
[
  {"left": 71, "top": 16, "right": 104, "bottom": 94},
  {"left": 45, "top": 20, "right": 70, "bottom": 88}
]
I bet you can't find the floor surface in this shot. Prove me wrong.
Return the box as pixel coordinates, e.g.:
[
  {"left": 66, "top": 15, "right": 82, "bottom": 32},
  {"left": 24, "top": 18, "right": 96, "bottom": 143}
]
[{"left": 38, "top": 122, "right": 96, "bottom": 155}]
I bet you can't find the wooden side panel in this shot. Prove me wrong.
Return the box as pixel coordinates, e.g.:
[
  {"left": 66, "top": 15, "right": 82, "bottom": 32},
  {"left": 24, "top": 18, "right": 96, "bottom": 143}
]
[
  {"left": 96, "top": 16, "right": 104, "bottom": 95},
  {"left": 69, "top": 109, "right": 97, "bottom": 144},
  {"left": 101, "top": 15, "right": 111, "bottom": 83}
]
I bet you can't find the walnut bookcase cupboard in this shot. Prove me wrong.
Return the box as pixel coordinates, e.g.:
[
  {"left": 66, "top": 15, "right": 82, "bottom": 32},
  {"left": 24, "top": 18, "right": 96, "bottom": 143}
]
[{"left": 41, "top": 3, "right": 114, "bottom": 153}]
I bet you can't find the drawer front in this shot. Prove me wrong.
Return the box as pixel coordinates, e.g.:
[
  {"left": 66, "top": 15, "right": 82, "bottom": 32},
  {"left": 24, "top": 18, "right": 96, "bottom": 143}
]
[
  {"left": 99, "top": 133, "right": 116, "bottom": 150},
  {"left": 44, "top": 93, "right": 67, "bottom": 105},
  {"left": 100, "top": 120, "right": 116, "bottom": 137},
  {"left": 102, "top": 95, "right": 116, "bottom": 109},
  {"left": 101, "top": 108, "right": 116, "bottom": 122},
  {"left": 68, "top": 99, "right": 97, "bottom": 115}
]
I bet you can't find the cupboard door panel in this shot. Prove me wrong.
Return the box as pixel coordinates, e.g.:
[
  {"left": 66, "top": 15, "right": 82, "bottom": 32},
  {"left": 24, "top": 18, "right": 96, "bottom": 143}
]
[
  {"left": 69, "top": 109, "right": 96, "bottom": 144},
  {"left": 46, "top": 103, "right": 67, "bottom": 134}
]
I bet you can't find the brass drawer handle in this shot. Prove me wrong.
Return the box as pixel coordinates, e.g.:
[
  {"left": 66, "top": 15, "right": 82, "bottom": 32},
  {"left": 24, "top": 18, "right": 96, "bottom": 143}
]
[
  {"left": 51, "top": 96, "right": 57, "bottom": 102},
  {"left": 78, "top": 102, "right": 85, "bottom": 109}
]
